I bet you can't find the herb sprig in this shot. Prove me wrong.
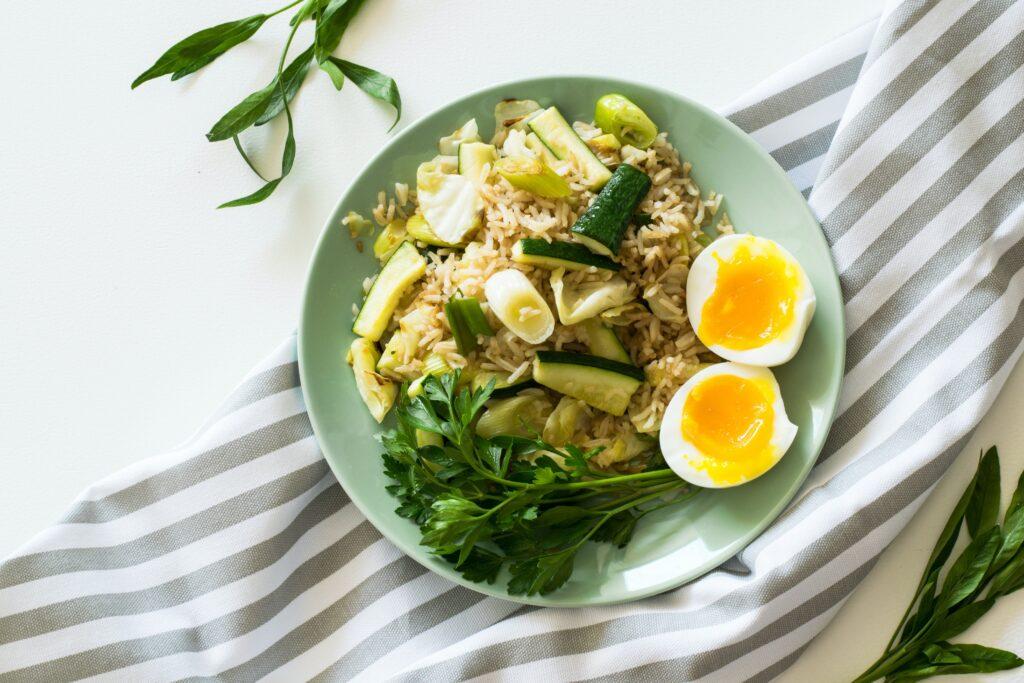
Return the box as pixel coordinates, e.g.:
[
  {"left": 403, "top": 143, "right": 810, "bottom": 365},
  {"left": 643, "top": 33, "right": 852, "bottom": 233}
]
[
  {"left": 380, "top": 371, "right": 696, "bottom": 596},
  {"left": 132, "top": 0, "right": 401, "bottom": 207},
  {"left": 853, "top": 447, "right": 1024, "bottom": 682}
]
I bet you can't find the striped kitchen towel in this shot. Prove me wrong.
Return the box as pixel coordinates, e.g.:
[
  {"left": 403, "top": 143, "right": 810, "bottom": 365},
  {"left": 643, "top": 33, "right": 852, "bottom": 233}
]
[{"left": 3, "top": 0, "right": 1024, "bottom": 679}]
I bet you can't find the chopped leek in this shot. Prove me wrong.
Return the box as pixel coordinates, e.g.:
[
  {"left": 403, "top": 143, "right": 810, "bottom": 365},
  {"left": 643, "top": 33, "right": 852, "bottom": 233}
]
[
  {"left": 445, "top": 296, "right": 493, "bottom": 355},
  {"left": 373, "top": 219, "right": 407, "bottom": 261},
  {"left": 415, "top": 429, "right": 443, "bottom": 448},
  {"left": 438, "top": 118, "right": 481, "bottom": 155},
  {"left": 549, "top": 269, "right": 635, "bottom": 325},
  {"left": 484, "top": 270, "right": 555, "bottom": 344},
  {"left": 347, "top": 338, "right": 397, "bottom": 422},
  {"left": 495, "top": 156, "right": 571, "bottom": 198},
  {"left": 405, "top": 214, "right": 462, "bottom": 248},
  {"left": 422, "top": 352, "right": 450, "bottom": 376},
  {"left": 542, "top": 396, "right": 587, "bottom": 446},
  {"left": 589, "top": 133, "right": 621, "bottom": 154},
  {"left": 594, "top": 94, "right": 659, "bottom": 149},
  {"left": 475, "top": 394, "right": 552, "bottom": 439}
]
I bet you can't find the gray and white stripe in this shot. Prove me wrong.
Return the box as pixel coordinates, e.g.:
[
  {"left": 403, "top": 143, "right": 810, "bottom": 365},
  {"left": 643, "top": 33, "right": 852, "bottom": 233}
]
[{"left": 3, "top": 1, "right": 1024, "bottom": 680}]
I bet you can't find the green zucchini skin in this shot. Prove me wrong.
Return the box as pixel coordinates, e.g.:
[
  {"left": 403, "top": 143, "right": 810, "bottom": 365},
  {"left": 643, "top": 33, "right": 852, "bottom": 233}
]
[
  {"left": 489, "top": 379, "right": 541, "bottom": 399},
  {"left": 570, "top": 164, "right": 652, "bottom": 256},
  {"left": 513, "top": 239, "right": 620, "bottom": 271},
  {"left": 534, "top": 351, "right": 644, "bottom": 381}
]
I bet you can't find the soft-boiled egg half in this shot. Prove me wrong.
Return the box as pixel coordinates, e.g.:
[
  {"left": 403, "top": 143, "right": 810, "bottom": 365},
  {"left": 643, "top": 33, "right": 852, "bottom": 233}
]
[
  {"left": 687, "top": 234, "right": 815, "bottom": 367},
  {"left": 659, "top": 362, "right": 797, "bottom": 488}
]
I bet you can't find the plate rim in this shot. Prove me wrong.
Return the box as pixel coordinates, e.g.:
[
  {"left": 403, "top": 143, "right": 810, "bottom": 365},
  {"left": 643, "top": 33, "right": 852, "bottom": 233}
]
[{"left": 298, "top": 73, "right": 845, "bottom": 607}]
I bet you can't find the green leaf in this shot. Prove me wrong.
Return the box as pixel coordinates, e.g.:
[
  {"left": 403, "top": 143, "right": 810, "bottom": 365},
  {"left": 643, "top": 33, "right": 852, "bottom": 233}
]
[
  {"left": 217, "top": 96, "right": 296, "bottom": 208},
  {"left": 1008, "top": 468, "right": 1024, "bottom": 518},
  {"left": 507, "top": 548, "right": 578, "bottom": 596},
  {"left": 314, "top": 0, "right": 366, "bottom": 63},
  {"left": 966, "top": 447, "right": 1001, "bottom": 538},
  {"left": 132, "top": 15, "right": 269, "bottom": 89},
  {"left": 927, "top": 597, "right": 995, "bottom": 642},
  {"left": 991, "top": 547, "right": 1024, "bottom": 596},
  {"left": 207, "top": 80, "right": 280, "bottom": 142},
  {"left": 420, "top": 495, "right": 490, "bottom": 555},
  {"left": 991, "top": 504, "right": 1024, "bottom": 578},
  {"left": 886, "top": 643, "right": 1023, "bottom": 681},
  {"left": 319, "top": 58, "right": 347, "bottom": 90},
  {"left": 937, "top": 526, "right": 1002, "bottom": 611},
  {"left": 448, "top": 546, "right": 503, "bottom": 584},
  {"left": 326, "top": 57, "right": 402, "bottom": 129},
  {"left": 592, "top": 511, "right": 639, "bottom": 548},
  {"left": 255, "top": 45, "right": 315, "bottom": 126}
]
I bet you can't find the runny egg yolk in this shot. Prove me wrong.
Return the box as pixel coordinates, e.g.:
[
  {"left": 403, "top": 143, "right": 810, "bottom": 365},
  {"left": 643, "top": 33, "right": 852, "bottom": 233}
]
[
  {"left": 698, "top": 239, "right": 799, "bottom": 350},
  {"left": 681, "top": 374, "right": 776, "bottom": 484}
]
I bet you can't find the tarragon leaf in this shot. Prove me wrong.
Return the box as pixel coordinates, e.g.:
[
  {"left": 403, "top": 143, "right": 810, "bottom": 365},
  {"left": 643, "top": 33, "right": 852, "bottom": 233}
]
[
  {"left": 966, "top": 447, "right": 1000, "bottom": 538},
  {"left": 132, "top": 15, "right": 269, "bottom": 89},
  {"left": 326, "top": 57, "right": 402, "bottom": 129}
]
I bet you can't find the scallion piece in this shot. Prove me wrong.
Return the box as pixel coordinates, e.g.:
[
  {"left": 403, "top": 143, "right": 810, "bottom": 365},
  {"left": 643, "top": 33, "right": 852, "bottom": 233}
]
[{"left": 458, "top": 297, "right": 494, "bottom": 337}]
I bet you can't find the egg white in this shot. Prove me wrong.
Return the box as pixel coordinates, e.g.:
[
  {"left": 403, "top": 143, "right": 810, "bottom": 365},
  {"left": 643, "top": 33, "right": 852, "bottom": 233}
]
[
  {"left": 658, "top": 362, "right": 797, "bottom": 489},
  {"left": 686, "top": 234, "right": 815, "bottom": 367}
]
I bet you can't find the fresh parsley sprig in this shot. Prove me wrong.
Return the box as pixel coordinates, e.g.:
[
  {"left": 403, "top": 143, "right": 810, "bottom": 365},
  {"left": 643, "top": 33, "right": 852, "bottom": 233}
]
[
  {"left": 853, "top": 447, "right": 1024, "bottom": 682},
  {"left": 380, "top": 371, "right": 697, "bottom": 596},
  {"left": 132, "top": 0, "right": 401, "bottom": 207}
]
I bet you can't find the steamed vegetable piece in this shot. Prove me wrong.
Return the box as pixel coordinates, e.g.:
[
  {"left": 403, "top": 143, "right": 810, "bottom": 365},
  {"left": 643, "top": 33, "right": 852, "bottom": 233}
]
[
  {"left": 542, "top": 396, "right": 587, "bottom": 445},
  {"left": 353, "top": 242, "right": 427, "bottom": 341},
  {"left": 475, "top": 393, "right": 552, "bottom": 439},
  {"left": 571, "top": 163, "right": 652, "bottom": 256},
  {"left": 580, "top": 318, "right": 631, "bottom": 363},
  {"left": 528, "top": 107, "right": 612, "bottom": 189},
  {"left": 550, "top": 269, "right": 635, "bottom": 325},
  {"left": 408, "top": 352, "right": 451, "bottom": 398},
  {"left": 458, "top": 142, "right": 497, "bottom": 185},
  {"left": 533, "top": 351, "right": 643, "bottom": 416},
  {"left": 438, "top": 118, "right": 481, "bottom": 155},
  {"left": 495, "top": 156, "right": 571, "bottom": 198},
  {"left": 484, "top": 270, "right": 555, "bottom": 344},
  {"left": 373, "top": 219, "right": 407, "bottom": 261},
  {"left": 594, "top": 94, "right": 659, "bottom": 149},
  {"left": 445, "top": 296, "right": 494, "bottom": 354},
  {"left": 512, "top": 238, "right": 620, "bottom": 272},
  {"left": 405, "top": 214, "right": 461, "bottom": 248},
  {"left": 347, "top": 338, "right": 397, "bottom": 422},
  {"left": 381, "top": 371, "right": 698, "bottom": 596},
  {"left": 589, "top": 133, "right": 622, "bottom": 154},
  {"left": 378, "top": 311, "right": 425, "bottom": 378},
  {"left": 491, "top": 99, "right": 543, "bottom": 145},
  {"left": 415, "top": 160, "right": 484, "bottom": 245}
]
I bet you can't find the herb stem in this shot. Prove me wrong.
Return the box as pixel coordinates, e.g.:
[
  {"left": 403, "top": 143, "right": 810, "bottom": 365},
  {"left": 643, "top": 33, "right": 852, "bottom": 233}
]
[
  {"left": 552, "top": 469, "right": 679, "bottom": 491},
  {"left": 267, "top": 0, "right": 304, "bottom": 19}
]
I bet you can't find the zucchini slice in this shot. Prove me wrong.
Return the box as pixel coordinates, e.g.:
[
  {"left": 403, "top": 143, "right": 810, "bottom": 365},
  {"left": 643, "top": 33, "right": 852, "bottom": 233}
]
[
  {"left": 528, "top": 107, "right": 612, "bottom": 190},
  {"left": 512, "top": 238, "right": 620, "bottom": 272},
  {"left": 570, "top": 163, "right": 652, "bottom": 256},
  {"left": 533, "top": 351, "right": 643, "bottom": 416},
  {"left": 579, "top": 318, "right": 631, "bottom": 363},
  {"left": 352, "top": 242, "right": 427, "bottom": 341},
  {"left": 347, "top": 338, "right": 398, "bottom": 422}
]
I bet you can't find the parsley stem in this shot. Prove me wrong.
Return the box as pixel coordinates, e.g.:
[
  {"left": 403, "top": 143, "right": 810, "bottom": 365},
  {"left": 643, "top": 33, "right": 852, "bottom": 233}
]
[{"left": 553, "top": 469, "right": 679, "bottom": 490}]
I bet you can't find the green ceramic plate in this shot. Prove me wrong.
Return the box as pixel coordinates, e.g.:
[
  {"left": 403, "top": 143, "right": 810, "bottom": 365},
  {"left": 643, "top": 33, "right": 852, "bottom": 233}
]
[{"left": 299, "top": 75, "right": 844, "bottom": 607}]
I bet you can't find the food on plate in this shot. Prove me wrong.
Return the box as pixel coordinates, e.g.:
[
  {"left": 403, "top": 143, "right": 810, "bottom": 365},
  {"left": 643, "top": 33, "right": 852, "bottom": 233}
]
[
  {"left": 659, "top": 362, "right": 797, "bottom": 488},
  {"left": 687, "top": 233, "right": 815, "bottom": 366},
  {"left": 342, "top": 93, "right": 817, "bottom": 593}
]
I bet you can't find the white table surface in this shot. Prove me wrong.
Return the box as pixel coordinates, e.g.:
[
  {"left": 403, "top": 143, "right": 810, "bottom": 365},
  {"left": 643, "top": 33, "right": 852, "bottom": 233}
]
[{"left": 3, "top": 1, "right": 1023, "bottom": 679}]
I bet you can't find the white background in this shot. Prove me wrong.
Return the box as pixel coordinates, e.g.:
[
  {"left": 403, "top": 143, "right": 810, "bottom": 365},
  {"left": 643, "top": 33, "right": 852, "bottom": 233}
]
[{"left": 2, "top": 0, "right": 1022, "bottom": 679}]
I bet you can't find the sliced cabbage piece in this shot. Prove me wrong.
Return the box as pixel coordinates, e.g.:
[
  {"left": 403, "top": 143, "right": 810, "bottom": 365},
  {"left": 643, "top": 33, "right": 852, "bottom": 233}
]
[
  {"left": 491, "top": 99, "right": 542, "bottom": 146},
  {"left": 438, "top": 118, "right": 481, "bottom": 155},
  {"left": 484, "top": 270, "right": 555, "bottom": 344},
  {"left": 542, "top": 396, "right": 587, "bottom": 446},
  {"left": 416, "top": 160, "right": 484, "bottom": 245},
  {"left": 347, "top": 338, "right": 397, "bottom": 423},
  {"left": 549, "top": 269, "right": 635, "bottom": 325}
]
